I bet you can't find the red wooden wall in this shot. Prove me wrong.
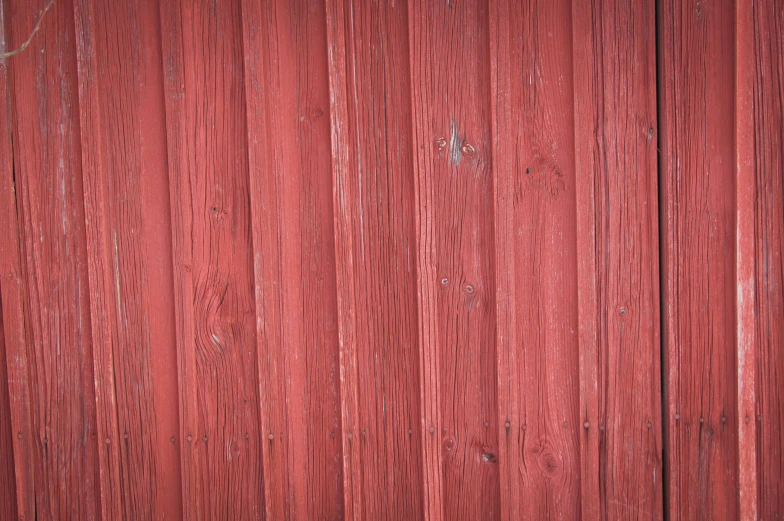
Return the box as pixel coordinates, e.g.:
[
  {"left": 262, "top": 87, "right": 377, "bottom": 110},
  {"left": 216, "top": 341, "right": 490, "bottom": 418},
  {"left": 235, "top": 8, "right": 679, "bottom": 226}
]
[{"left": 0, "top": 0, "right": 781, "bottom": 520}]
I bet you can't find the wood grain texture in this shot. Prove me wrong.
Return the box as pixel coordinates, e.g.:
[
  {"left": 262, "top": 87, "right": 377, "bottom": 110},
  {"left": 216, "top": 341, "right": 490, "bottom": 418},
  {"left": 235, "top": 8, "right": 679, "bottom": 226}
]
[
  {"left": 1, "top": 0, "right": 101, "bottom": 519},
  {"left": 159, "top": 0, "right": 265, "bottom": 518},
  {"left": 241, "top": 0, "right": 344, "bottom": 519},
  {"left": 491, "top": 0, "right": 580, "bottom": 518},
  {"left": 750, "top": 1, "right": 784, "bottom": 517},
  {"left": 0, "top": 300, "right": 18, "bottom": 520},
  {"left": 408, "top": 1, "right": 499, "bottom": 519},
  {"left": 660, "top": 1, "right": 742, "bottom": 518},
  {"left": 72, "top": 0, "right": 182, "bottom": 519},
  {"left": 573, "top": 1, "right": 663, "bottom": 520},
  {"left": 0, "top": 24, "right": 18, "bottom": 512},
  {"left": 326, "top": 0, "right": 425, "bottom": 519}
]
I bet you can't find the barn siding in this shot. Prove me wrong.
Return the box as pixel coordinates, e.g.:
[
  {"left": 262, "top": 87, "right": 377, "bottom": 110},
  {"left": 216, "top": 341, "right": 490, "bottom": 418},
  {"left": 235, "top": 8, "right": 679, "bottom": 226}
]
[{"left": 0, "top": 1, "right": 781, "bottom": 520}]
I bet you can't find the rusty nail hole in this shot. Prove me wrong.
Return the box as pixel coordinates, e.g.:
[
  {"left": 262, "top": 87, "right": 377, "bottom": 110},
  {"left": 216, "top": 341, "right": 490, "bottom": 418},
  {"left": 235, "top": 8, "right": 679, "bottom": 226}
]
[
  {"left": 584, "top": 422, "right": 590, "bottom": 429},
  {"left": 465, "top": 285, "right": 474, "bottom": 294},
  {"left": 482, "top": 452, "right": 497, "bottom": 463},
  {"left": 170, "top": 437, "right": 176, "bottom": 443},
  {"left": 709, "top": 429, "right": 715, "bottom": 435},
  {"left": 619, "top": 307, "right": 627, "bottom": 317},
  {"left": 461, "top": 143, "right": 475, "bottom": 157},
  {"left": 441, "top": 277, "right": 449, "bottom": 285},
  {"left": 211, "top": 207, "right": 217, "bottom": 212},
  {"left": 525, "top": 167, "right": 532, "bottom": 174},
  {"left": 435, "top": 137, "right": 447, "bottom": 149}
]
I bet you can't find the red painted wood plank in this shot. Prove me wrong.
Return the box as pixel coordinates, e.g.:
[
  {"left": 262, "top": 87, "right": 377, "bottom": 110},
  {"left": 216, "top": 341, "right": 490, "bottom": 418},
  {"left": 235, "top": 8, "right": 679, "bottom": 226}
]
[
  {"left": 159, "top": 0, "right": 265, "bottom": 518},
  {"left": 1, "top": 0, "right": 101, "bottom": 518},
  {"left": 750, "top": 1, "right": 784, "bottom": 516},
  {"left": 491, "top": 0, "right": 580, "bottom": 518},
  {"left": 0, "top": 14, "right": 22, "bottom": 519},
  {"left": 326, "top": 1, "right": 426, "bottom": 519},
  {"left": 408, "top": 1, "right": 499, "bottom": 519},
  {"left": 71, "top": 0, "right": 182, "bottom": 519},
  {"left": 735, "top": 2, "right": 759, "bottom": 520},
  {"left": 570, "top": 0, "right": 601, "bottom": 518},
  {"left": 574, "top": 1, "right": 663, "bottom": 520},
  {"left": 660, "top": 1, "right": 741, "bottom": 518},
  {"left": 241, "top": 0, "right": 344, "bottom": 519},
  {"left": 0, "top": 300, "right": 18, "bottom": 520}
]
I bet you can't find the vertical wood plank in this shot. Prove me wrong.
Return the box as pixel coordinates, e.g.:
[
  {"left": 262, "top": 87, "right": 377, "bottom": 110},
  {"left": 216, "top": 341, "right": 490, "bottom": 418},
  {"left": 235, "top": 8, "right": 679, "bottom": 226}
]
[
  {"left": 735, "top": 1, "right": 758, "bottom": 519},
  {"left": 750, "top": 0, "right": 784, "bottom": 517},
  {"left": 326, "top": 0, "right": 426, "bottom": 519},
  {"left": 241, "top": 0, "right": 344, "bottom": 519},
  {"left": 0, "top": 301, "right": 18, "bottom": 520},
  {"left": 408, "top": 0, "right": 499, "bottom": 519},
  {"left": 0, "top": 17, "right": 20, "bottom": 514},
  {"left": 659, "top": 1, "right": 741, "bottom": 519},
  {"left": 0, "top": 0, "right": 101, "bottom": 519},
  {"left": 491, "top": 0, "right": 581, "bottom": 518},
  {"left": 72, "top": 0, "right": 183, "bottom": 519},
  {"left": 574, "top": 0, "right": 663, "bottom": 519},
  {"left": 571, "top": 0, "right": 601, "bottom": 518},
  {"left": 160, "top": 0, "right": 265, "bottom": 518}
]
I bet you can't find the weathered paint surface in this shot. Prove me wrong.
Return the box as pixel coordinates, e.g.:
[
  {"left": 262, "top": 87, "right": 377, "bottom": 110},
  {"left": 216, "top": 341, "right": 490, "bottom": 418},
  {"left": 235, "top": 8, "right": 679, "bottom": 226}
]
[{"left": 0, "top": 0, "right": 781, "bottom": 520}]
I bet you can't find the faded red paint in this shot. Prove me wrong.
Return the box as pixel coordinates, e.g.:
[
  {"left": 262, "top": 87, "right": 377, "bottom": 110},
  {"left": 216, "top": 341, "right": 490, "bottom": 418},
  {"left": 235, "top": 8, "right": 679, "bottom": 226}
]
[{"left": 0, "top": 1, "right": 782, "bottom": 520}]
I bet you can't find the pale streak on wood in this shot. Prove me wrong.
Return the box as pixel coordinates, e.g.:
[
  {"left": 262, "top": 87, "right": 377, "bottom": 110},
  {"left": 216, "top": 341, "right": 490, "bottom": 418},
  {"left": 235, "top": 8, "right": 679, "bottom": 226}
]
[
  {"left": 735, "top": 1, "right": 758, "bottom": 519},
  {"left": 324, "top": 0, "right": 364, "bottom": 518}
]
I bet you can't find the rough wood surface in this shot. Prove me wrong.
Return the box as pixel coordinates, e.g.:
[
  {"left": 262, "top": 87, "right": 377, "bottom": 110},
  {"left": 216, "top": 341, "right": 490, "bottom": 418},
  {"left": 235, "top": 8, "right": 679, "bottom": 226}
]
[
  {"left": 491, "top": 0, "right": 580, "bottom": 518},
  {"left": 160, "top": 0, "right": 264, "bottom": 518},
  {"left": 241, "top": 0, "right": 344, "bottom": 519},
  {"left": 750, "top": 1, "right": 784, "bottom": 517},
  {"left": 326, "top": 0, "right": 425, "bottom": 519},
  {"left": 1, "top": 1, "right": 101, "bottom": 519},
  {"left": 574, "top": 1, "right": 664, "bottom": 519},
  {"left": 0, "top": 1, "right": 781, "bottom": 519},
  {"left": 72, "top": 0, "right": 182, "bottom": 519}
]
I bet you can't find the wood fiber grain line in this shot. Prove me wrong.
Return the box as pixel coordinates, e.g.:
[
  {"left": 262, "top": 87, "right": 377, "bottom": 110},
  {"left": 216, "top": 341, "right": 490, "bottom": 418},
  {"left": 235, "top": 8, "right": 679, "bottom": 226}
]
[
  {"left": 1, "top": 0, "right": 101, "bottom": 519},
  {"left": 160, "top": 0, "right": 265, "bottom": 518},
  {"left": 491, "top": 0, "right": 581, "bottom": 518},
  {"left": 241, "top": 0, "right": 344, "bottom": 519},
  {"left": 408, "top": 1, "right": 499, "bottom": 519},
  {"left": 574, "top": 0, "right": 663, "bottom": 519},
  {"left": 659, "top": 1, "right": 741, "bottom": 519},
  {"left": 326, "top": 0, "right": 426, "bottom": 519},
  {"left": 750, "top": 1, "right": 784, "bottom": 516},
  {"left": 72, "top": 0, "right": 182, "bottom": 519}
]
